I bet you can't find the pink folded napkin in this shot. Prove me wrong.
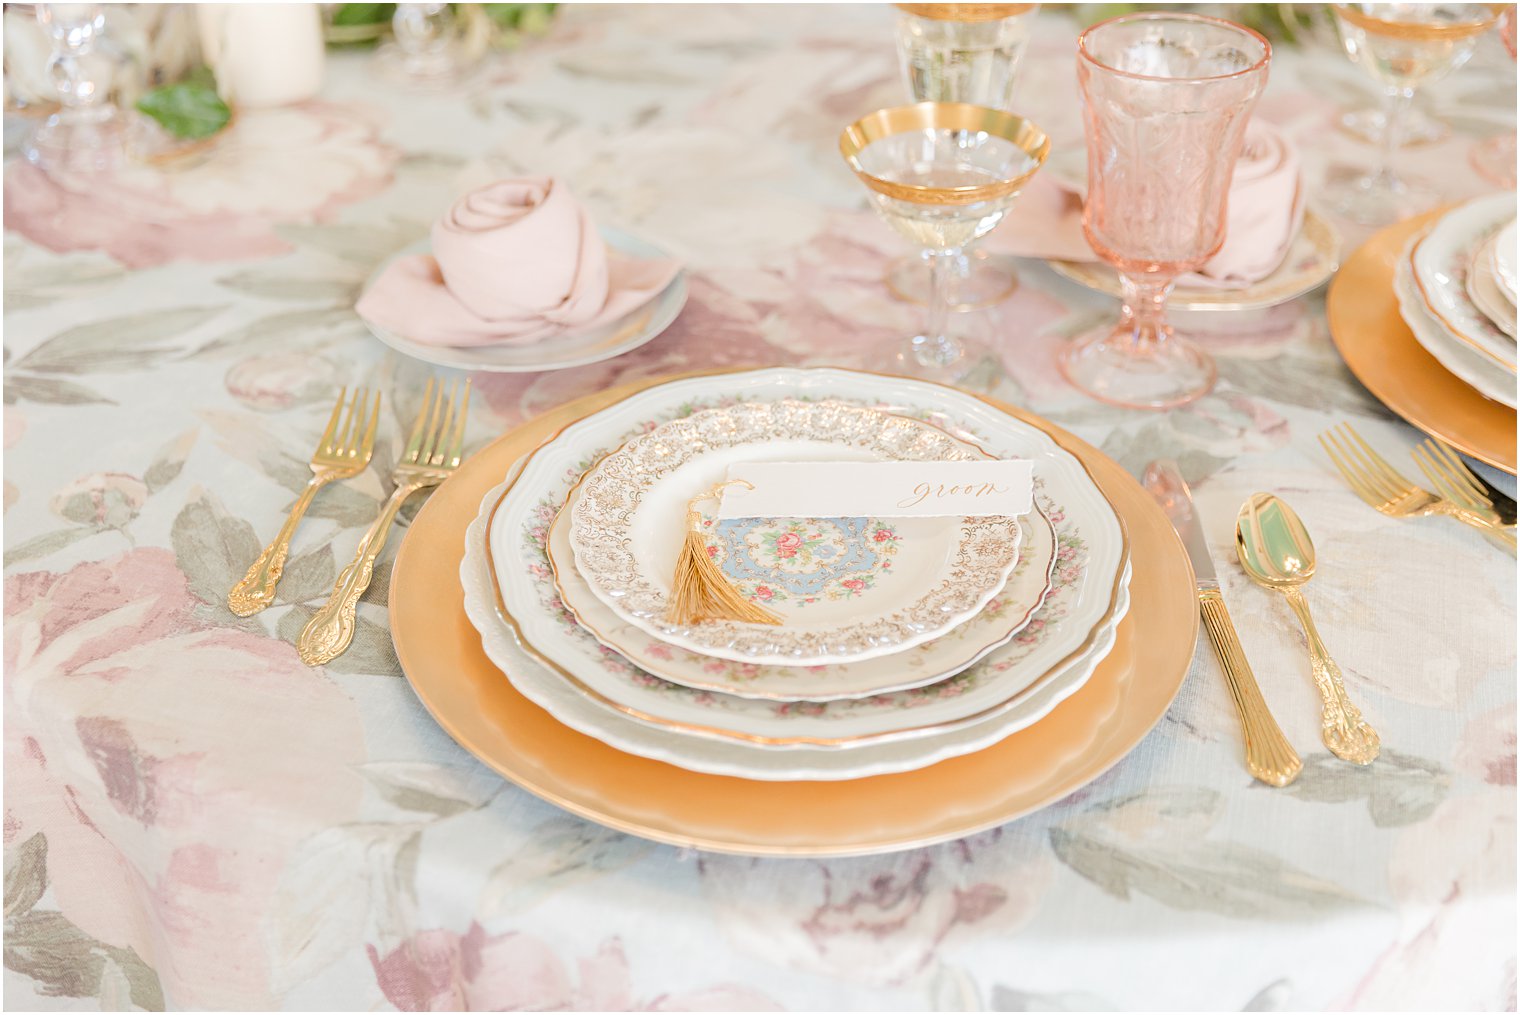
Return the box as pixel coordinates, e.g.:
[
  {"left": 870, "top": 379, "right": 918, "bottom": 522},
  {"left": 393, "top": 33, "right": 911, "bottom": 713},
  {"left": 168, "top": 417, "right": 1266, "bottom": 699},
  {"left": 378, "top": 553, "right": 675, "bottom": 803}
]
[
  {"left": 355, "top": 177, "right": 680, "bottom": 347},
  {"left": 984, "top": 120, "right": 1304, "bottom": 289}
]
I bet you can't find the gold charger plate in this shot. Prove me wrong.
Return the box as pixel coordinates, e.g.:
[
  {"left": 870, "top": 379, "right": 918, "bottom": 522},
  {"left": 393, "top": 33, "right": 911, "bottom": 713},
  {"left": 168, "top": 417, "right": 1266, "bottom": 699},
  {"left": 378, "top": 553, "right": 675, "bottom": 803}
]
[
  {"left": 389, "top": 372, "right": 1197, "bottom": 857},
  {"left": 1328, "top": 210, "right": 1518, "bottom": 475}
]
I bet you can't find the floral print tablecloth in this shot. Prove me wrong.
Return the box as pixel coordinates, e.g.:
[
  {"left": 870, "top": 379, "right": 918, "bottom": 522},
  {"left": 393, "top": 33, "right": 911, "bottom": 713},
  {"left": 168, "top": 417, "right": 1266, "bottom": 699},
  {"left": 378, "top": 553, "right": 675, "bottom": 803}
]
[{"left": 4, "top": 6, "right": 1516, "bottom": 1011}]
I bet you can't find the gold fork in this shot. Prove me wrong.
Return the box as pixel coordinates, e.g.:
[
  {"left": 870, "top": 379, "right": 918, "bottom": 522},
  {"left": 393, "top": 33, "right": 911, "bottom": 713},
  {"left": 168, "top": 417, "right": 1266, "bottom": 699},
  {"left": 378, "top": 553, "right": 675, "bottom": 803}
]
[
  {"left": 299, "top": 377, "right": 471, "bottom": 666},
  {"left": 229, "top": 387, "right": 381, "bottom": 617},
  {"left": 1319, "top": 422, "right": 1513, "bottom": 545},
  {"left": 1411, "top": 438, "right": 1517, "bottom": 552}
]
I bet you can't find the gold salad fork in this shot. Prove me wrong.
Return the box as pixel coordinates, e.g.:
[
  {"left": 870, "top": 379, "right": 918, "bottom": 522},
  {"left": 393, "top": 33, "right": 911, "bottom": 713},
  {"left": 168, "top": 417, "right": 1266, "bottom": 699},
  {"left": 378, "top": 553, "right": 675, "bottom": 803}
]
[
  {"left": 1319, "top": 423, "right": 1515, "bottom": 549},
  {"left": 229, "top": 387, "right": 380, "bottom": 617},
  {"left": 1411, "top": 437, "right": 1518, "bottom": 552},
  {"left": 299, "top": 378, "right": 470, "bottom": 666}
]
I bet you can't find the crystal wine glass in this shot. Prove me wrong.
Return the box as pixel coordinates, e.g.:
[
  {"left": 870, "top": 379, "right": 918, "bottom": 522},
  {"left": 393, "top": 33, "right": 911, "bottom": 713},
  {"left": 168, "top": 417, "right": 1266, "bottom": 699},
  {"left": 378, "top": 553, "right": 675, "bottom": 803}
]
[
  {"left": 1328, "top": 3, "right": 1501, "bottom": 226},
  {"left": 889, "top": 3, "right": 1039, "bottom": 312},
  {"left": 1057, "top": 13, "right": 1270, "bottom": 411},
  {"left": 22, "top": 3, "right": 126, "bottom": 178},
  {"left": 841, "top": 101, "right": 1048, "bottom": 380}
]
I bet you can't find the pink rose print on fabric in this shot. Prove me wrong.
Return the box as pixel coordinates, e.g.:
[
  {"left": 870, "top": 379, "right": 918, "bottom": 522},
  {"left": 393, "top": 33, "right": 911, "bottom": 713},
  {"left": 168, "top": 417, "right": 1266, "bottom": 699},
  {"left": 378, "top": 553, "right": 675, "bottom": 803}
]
[
  {"left": 5, "top": 548, "right": 366, "bottom": 1008},
  {"left": 699, "top": 828, "right": 1053, "bottom": 985},
  {"left": 368, "top": 926, "right": 781, "bottom": 1012},
  {"left": 4, "top": 103, "right": 397, "bottom": 269}
]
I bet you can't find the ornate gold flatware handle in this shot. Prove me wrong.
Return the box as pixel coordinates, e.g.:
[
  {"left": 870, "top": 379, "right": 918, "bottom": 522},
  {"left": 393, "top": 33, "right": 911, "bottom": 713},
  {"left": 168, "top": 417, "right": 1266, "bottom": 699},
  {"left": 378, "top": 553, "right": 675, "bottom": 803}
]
[
  {"left": 228, "top": 477, "right": 332, "bottom": 617},
  {"left": 299, "top": 481, "right": 428, "bottom": 666},
  {"left": 1197, "top": 587, "right": 1302, "bottom": 786},
  {"left": 1283, "top": 588, "right": 1380, "bottom": 765}
]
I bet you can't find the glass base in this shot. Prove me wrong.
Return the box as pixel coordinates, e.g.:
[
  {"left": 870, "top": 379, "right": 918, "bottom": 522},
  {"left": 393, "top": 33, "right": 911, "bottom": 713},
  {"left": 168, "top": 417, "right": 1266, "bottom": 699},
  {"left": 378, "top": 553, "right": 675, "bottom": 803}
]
[
  {"left": 23, "top": 111, "right": 126, "bottom": 179},
  {"left": 886, "top": 325, "right": 993, "bottom": 384},
  {"left": 1339, "top": 105, "right": 1449, "bottom": 148},
  {"left": 1057, "top": 322, "right": 1216, "bottom": 410},
  {"left": 886, "top": 250, "right": 1020, "bottom": 312},
  {"left": 1325, "top": 169, "right": 1442, "bottom": 227},
  {"left": 1471, "top": 132, "right": 1518, "bottom": 190},
  {"left": 373, "top": 40, "right": 474, "bottom": 87}
]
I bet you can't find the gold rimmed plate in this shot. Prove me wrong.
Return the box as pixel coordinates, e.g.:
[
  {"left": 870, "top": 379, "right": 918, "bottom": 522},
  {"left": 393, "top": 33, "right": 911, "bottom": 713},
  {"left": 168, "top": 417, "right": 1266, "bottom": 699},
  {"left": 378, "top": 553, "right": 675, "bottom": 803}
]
[{"left": 1328, "top": 209, "right": 1517, "bottom": 475}]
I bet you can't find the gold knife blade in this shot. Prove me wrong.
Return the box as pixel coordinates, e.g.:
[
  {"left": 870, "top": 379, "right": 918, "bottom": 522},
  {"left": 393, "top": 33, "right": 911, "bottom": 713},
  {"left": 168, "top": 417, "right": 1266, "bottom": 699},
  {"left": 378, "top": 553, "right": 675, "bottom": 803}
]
[{"left": 1142, "top": 460, "right": 1302, "bottom": 787}]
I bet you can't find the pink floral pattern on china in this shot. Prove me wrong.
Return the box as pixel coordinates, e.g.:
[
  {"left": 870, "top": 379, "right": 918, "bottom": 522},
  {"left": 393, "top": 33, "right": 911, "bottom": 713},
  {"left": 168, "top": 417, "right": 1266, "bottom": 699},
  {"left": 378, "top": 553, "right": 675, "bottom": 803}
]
[
  {"left": 521, "top": 397, "right": 1087, "bottom": 722},
  {"left": 708, "top": 515, "right": 901, "bottom": 606}
]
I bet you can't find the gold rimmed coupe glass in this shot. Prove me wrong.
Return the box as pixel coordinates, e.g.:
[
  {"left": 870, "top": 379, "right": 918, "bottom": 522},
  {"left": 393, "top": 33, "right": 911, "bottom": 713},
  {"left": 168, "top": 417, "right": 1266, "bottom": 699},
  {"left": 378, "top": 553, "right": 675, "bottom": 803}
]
[
  {"left": 1057, "top": 13, "right": 1270, "bottom": 411},
  {"left": 1329, "top": 3, "right": 1503, "bottom": 226},
  {"left": 889, "top": 3, "right": 1041, "bottom": 312},
  {"left": 842, "top": 102, "right": 1048, "bottom": 380}
]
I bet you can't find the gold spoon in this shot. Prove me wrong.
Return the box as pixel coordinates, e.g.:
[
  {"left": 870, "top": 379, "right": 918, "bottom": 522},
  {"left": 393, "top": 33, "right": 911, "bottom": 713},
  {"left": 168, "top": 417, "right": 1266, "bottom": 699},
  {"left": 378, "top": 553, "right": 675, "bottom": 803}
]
[{"left": 1235, "top": 493, "right": 1380, "bottom": 765}]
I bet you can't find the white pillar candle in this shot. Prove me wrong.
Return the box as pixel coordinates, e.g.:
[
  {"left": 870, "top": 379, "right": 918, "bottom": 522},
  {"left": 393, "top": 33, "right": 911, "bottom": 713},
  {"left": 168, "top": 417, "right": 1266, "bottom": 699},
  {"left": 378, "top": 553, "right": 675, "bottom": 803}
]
[{"left": 196, "top": 3, "right": 324, "bottom": 109}]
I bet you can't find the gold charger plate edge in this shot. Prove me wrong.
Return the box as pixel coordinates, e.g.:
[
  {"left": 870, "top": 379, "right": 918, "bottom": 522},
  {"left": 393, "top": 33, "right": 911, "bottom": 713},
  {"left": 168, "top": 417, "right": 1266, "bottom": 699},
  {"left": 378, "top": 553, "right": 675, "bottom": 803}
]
[
  {"left": 389, "top": 367, "right": 1199, "bottom": 857},
  {"left": 1327, "top": 209, "right": 1517, "bottom": 475}
]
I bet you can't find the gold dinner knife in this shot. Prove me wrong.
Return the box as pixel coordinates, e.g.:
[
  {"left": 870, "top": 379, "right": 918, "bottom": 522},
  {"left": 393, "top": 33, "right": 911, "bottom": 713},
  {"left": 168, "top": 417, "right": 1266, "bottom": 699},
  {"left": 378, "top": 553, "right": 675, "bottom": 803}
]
[{"left": 1143, "top": 460, "right": 1302, "bottom": 787}]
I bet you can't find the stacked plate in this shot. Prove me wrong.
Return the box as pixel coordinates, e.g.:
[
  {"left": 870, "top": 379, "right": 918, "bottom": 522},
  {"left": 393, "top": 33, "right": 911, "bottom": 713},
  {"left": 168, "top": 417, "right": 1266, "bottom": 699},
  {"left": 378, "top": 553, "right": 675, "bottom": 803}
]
[
  {"left": 1395, "top": 193, "right": 1518, "bottom": 408},
  {"left": 458, "top": 368, "right": 1131, "bottom": 781}
]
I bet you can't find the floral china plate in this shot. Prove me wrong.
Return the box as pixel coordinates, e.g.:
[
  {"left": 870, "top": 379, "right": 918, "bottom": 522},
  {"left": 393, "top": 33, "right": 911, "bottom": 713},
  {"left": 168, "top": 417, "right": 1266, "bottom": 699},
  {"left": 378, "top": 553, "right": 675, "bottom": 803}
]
[
  {"left": 1410, "top": 194, "right": 1517, "bottom": 373},
  {"left": 547, "top": 467, "right": 1057, "bottom": 701},
  {"left": 1397, "top": 239, "right": 1519, "bottom": 408},
  {"left": 1467, "top": 232, "right": 1517, "bottom": 340},
  {"left": 479, "top": 369, "right": 1128, "bottom": 752},
  {"left": 567, "top": 400, "right": 1023, "bottom": 668},
  {"left": 359, "top": 226, "right": 687, "bottom": 373},
  {"left": 1493, "top": 220, "right": 1518, "bottom": 305}
]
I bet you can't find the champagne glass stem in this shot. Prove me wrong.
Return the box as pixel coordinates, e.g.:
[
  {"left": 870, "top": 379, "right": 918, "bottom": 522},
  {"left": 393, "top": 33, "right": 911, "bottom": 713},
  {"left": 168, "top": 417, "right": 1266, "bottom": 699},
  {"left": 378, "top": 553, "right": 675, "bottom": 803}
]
[
  {"left": 1117, "top": 273, "right": 1177, "bottom": 354},
  {"left": 1375, "top": 86, "right": 1415, "bottom": 189},
  {"left": 916, "top": 249, "right": 959, "bottom": 367}
]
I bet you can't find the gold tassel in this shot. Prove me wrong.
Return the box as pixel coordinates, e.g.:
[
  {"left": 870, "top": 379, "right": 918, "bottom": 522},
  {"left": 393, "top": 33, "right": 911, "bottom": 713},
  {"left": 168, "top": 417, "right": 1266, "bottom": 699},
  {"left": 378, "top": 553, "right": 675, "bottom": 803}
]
[{"left": 666, "top": 481, "right": 783, "bottom": 627}]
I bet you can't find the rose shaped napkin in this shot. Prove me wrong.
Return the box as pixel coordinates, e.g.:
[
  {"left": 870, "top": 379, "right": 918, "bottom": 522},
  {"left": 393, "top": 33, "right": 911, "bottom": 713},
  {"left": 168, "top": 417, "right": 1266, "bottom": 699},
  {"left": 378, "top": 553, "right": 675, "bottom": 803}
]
[
  {"left": 356, "top": 177, "right": 680, "bottom": 347},
  {"left": 984, "top": 120, "right": 1304, "bottom": 289}
]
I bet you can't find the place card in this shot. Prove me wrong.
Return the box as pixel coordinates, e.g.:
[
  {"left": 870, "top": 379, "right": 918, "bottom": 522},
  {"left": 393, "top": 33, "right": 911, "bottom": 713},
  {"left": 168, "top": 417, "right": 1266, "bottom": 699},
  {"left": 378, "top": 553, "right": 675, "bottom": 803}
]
[{"left": 715, "top": 460, "right": 1033, "bottom": 519}]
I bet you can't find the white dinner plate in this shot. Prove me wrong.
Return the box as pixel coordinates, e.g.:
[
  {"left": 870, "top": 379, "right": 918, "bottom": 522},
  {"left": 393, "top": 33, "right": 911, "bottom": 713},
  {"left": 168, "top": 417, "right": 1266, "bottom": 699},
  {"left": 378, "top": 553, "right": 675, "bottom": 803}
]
[
  {"left": 1467, "top": 233, "right": 1518, "bottom": 340},
  {"left": 473, "top": 368, "right": 1128, "bottom": 764},
  {"left": 1494, "top": 220, "right": 1518, "bottom": 305},
  {"left": 567, "top": 400, "right": 1023, "bottom": 668},
  {"left": 549, "top": 480, "right": 1056, "bottom": 702},
  {"left": 1397, "top": 242, "right": 1519, "bottom": 408},
  {"left": 1410, "top": 195, "right": 1517, "bottom": 373},
  {"left": 359, "top": 226, "right": 687, "bottom": 372}
]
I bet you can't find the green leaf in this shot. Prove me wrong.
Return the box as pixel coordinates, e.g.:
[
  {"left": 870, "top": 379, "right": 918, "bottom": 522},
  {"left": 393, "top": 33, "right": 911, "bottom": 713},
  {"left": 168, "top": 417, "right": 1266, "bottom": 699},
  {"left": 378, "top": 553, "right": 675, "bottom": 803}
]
[
  {"left": 4, "top": 527, "right": 95, "bottom": 567},
  {"left": 3, "top": 909, "right": 163, "bottom": 1010},
  {"left": 214, "top": 271, "right": 360, "bottom": 303},
  {"left": 145, "top": 428, "right": 198, "bottom": 494},
  {"left": 275, "top": 543, "right": 336, "bottom": 605},
  {"left": 356, "top": 762, "right": 494, "bottom": 818},
  {"left": 16, "top": 306, "right": 227, "bottom": 375},
  {"left": 3, "top": 375, "right": 113, "bottom": 406},
  {"left": 170, "top": 489, "right": 260, "bottom": 609},
  {"left": 1270, "top": 750, "right": 1449, "bottom": 828},
  {"left": 191, "top": 306, "right": 363, "bottom": 359},
  {"left": 332, "top": 2, "right": 396, "bottom": 26},
  {"left": 5, "top": 834, "right": 47, "bottom": 921},
  {"left": 135, "top": 81, "right": 231, "bottom": 141}
]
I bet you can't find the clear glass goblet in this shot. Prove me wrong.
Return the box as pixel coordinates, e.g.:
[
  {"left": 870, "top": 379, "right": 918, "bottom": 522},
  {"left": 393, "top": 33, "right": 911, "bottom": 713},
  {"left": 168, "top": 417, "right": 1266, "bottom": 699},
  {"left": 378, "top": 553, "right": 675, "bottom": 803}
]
[
  {"left": 889, "top": 3, "right": 1039, "bottom": 312},
  {"left": 22, "top": 3, "right": 127, "bottom": 178},
  {"left": 1327, "top": 3, "right": 1501, "bottom": 226},
  {"left": 841, "top": 101, "right": 1048, "bottom": 381},
  {"left": 1057, "top": 13, "right": 1270, "bottom": 411}
]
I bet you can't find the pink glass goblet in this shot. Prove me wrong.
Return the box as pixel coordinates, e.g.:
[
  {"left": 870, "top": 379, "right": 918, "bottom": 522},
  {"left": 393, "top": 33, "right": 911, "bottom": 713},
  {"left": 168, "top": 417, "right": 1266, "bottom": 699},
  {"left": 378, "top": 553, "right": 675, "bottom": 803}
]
[{"left": 1058, "top": 13, "right": 1270, "bottom": 411}]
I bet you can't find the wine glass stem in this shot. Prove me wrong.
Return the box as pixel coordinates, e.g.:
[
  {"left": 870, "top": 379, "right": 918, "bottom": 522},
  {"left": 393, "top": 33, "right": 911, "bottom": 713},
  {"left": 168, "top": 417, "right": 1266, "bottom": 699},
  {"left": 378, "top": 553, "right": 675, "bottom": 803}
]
[
  {"left": 1376, "top": 86, "right": 1415, "bottom": 190},
  {"left": 922, "top": 249, "right": 957, "bottom": 363},
  {"left": 1117, "top": 273, "right": 1176, "bottom": 353}
]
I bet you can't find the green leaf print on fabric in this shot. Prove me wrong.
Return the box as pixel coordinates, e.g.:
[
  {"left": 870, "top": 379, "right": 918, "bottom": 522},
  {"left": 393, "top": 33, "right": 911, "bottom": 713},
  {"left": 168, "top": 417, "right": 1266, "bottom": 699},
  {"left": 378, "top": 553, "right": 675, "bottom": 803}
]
[
  {"left": 3, "top": 833, "right": 164, "bottom": 1011},
  {"left": 482, "top": 815, "right": 652, "bottom": 915},
  {"left": 1269, "top": 750, "right": 1450, "bottom": 827},
  {"left": 2, "top": 375, "right": 113, "bottom": 406},
  {"left": 275, "top": 543, "right": 338, "bottom": 606},
  {"left": 145, "top": 429, "right": 199, "bottom": 494},
  {"left": 170, "top": 489, "right": 260, "bottom": 609},
  {"left": 16, "top": 306, "right": 227, "bottom": 374},
  {"left": 278, "top": 605, "right": 400, "bottom": 676},
  {"left": 214, "top": 271, "right": 362, "bottom": 303},
  {"left": 1050, "top": 787, "right": 1367, "bottom": 919},
  {"left": 4, "top": 527, "right": 95, "bottom": 567}
]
